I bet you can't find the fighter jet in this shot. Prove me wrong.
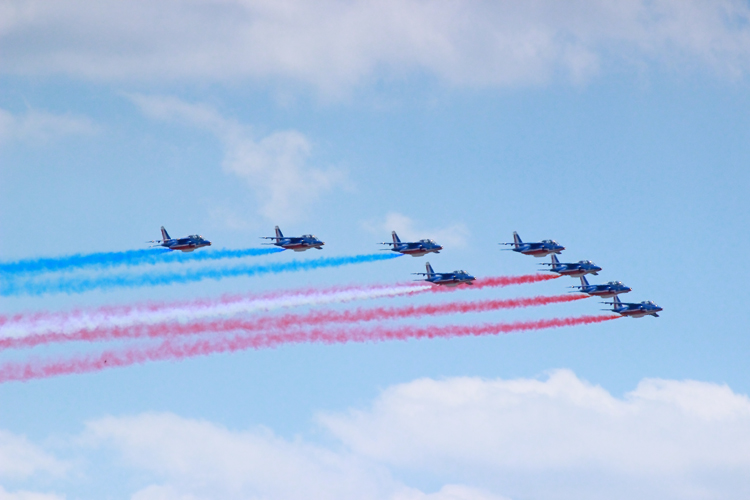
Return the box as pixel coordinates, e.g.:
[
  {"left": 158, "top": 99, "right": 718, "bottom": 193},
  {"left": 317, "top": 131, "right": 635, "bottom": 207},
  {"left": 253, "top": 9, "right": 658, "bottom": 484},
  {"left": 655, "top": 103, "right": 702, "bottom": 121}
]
[
  {"left": 379, "top": 231, "right": 443, "bottom": 257},
  {"left": 261, "top": 226, "right": 324, "bottom": 251},
  {"left": 500, "top": 231, "right": 565, "bottom": 257},
  {"left": 412, "top": 262, "right": 475, "bottom": 286},
  {"left": 149, "top": 226, "right": 211, "bottom": 252},
  {"left": 540, "top": 255, "right": 601, "bottom": 277},
  {"left": 602, "top": 296, "right": 662, "bottom": 318},
  {"left": 569, "top": 276, "right": 632, "bottom": 298}
]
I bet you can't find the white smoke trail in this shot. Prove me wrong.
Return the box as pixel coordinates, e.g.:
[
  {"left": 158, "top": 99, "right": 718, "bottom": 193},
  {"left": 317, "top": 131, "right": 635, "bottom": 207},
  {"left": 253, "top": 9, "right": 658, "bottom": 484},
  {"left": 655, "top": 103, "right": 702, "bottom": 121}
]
[{"left": 0, "top": 284, "right": 431, "bottom": 339}]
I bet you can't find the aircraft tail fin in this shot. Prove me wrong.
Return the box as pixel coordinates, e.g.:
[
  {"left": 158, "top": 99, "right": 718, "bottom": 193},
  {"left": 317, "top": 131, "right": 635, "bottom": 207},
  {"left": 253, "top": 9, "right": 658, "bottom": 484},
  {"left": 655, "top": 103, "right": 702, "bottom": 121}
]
[
  {"left": 425, "top": 262, "right": 435, "bottom": 278},
  {"left": 579, "top": 276, "right": 589, "bottom": 288},
  {"left": 612, "top": 295, "right": 622, "bottom": 308},
  {"left": 275, "top": 226, "right": 283, "bottom": 239},
  {"left": 392, "top": 231, "right": 401, "bottom": 244},
  {"left": 512, "top": 231, "right": 522, "bottom": 248},
  {"left": 550, "top": 254, "right": 560, "bottom": 269},
  {"left": 161, "top": 226, "right": 170, "bottom": 241}
]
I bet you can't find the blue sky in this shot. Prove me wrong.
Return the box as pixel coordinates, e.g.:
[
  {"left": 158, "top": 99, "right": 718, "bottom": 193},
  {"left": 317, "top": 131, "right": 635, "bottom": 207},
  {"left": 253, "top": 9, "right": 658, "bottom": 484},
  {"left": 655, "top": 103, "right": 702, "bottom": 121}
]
[{"left": 2, "top": 2, "right": 750, "bottom": 499}]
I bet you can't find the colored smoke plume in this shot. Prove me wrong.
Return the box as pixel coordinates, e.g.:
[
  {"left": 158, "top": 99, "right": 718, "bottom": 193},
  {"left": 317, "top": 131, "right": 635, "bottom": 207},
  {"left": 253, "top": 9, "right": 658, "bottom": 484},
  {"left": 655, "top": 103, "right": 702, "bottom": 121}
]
[
  {"left": 0, "top": 315, "right": 620, "bottom": 383},
  {"left": 0, "top": 283, "right": 432, "bottom": 339},
  {"left": 0, "top": 274, "right": 551, "bottom": 338},
  {"left": 0, "top": 252, "right": 403, "bottom": 297},
  {"left": 1, "top": 294, "right": 588, "bottom": 350},
  {"left": 0, "top": 247, "right": 284, "bottom": 277}
]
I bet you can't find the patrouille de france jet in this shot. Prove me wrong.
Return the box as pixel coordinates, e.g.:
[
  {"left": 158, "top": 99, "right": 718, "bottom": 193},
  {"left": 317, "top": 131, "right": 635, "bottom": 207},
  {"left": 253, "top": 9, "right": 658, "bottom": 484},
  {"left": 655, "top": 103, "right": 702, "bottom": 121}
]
[
  {"left": 149, "top": 226, "right": 211, "bottom": 252},
  {"left": 603, "top": 296, "right": 662, "bottom": 318},
  {"left": 500, "top": 231, "right": 565, "bottom": 257},
  {"left": 540, "top": 255, "right": 602, "bottom": 277},
  {"left": 261, "top": 226, "right": 325, "bottom": 251},
  {"left": 379, "top": 231, "right": 443, "bottom": 257},
  {"left": 569, "top": 276, "right": 632, "bottom": 298},
  {"left": 413, "top": 262, "right": 475, "bottom": 286}
]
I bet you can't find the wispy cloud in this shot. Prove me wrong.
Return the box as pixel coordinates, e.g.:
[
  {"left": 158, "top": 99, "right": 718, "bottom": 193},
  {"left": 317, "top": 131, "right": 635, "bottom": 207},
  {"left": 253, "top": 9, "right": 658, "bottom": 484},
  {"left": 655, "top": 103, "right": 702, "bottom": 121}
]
[
  {"left": 0, "top": 486, "right": 65, "bottom": 500},
  {"left": 4, "top": 1, "right": 750, "bottom": 92},
  {"left": 0, "top": 429, "right": 68, "bottom": 479},
  {"left": 363, "top": 212, "right": 470, "bottom": 248},
  {"left": 0, "top": 108, "right": 97, "bottom": 143},
  {"left": 130, "top": 94, "right": 348, "bottom": 222}
]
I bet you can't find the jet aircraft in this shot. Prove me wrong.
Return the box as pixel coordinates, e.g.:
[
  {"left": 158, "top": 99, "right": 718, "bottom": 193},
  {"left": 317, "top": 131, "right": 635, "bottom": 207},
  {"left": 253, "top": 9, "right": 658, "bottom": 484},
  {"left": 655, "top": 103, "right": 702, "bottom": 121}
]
[
  {"left": 413, "top": 262, "right": 475, "bottom": 286},
  {"left": 500, "top": 231, "right": 565, "bottom": 257},
  {"left": 261, "top": 226, "right": 324, "bottom": 251},
  {"left": 379, "top": 231, "right": 442, "bottom": 256},
  {"left": 569, "top": 276, "right": 631, "bottom": 298},
  {"left": 603, "top": 296, "right": 662, "bottom": 318},
  {"left": 540, "top": 255, "right": 602, "bottom": 277},
  {"left": 149, "top": 226, "right": 211, "bottom": 252}
]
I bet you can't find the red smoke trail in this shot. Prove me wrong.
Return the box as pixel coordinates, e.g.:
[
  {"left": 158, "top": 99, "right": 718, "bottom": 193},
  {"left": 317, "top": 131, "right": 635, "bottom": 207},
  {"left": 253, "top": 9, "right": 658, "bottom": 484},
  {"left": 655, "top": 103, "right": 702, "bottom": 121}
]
[
  {"left": 0, "top": 314, "right": 619, "bottom": 383},
  {"left": 0, "top": 274, "right": 555, "bottom": 340},
  {"left": 1, "top": 293, "right": 587, "bottom": 350},
  {"left": 467, "top": 273, "right": 559, "bottom": 289}
]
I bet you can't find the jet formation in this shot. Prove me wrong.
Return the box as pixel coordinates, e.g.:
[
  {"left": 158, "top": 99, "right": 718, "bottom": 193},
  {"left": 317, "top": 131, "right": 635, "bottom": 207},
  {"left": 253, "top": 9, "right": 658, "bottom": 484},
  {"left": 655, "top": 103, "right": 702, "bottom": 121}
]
[
  {"left": 570, "top": 276, "right": 631, "bottom": 298},
  {"left": 502, "top": 231, "right": 659, "bottom": 318},
  {"left": 500, "top": 231, "right": 564, "bottom": 257},
  {"left": 380, "top": 231, "right": 443, "bottom": 256},
  {"left": 603, "top": 296, "right": 662, "bottom": 318},
  {"left": 413, "top": 262, "right": 475, "bottom": 287},
  {"left": 149, "top": 226, "right": 211, "bottom": 252},
  {"left": 261, "top": 226, "right": 325, "bottom": 251},
  {"left": 540, "top": 255, "right": 602, "bottom": 277},
  {"left": 146, "top": 226, "right": 660, "bottom": 318}
]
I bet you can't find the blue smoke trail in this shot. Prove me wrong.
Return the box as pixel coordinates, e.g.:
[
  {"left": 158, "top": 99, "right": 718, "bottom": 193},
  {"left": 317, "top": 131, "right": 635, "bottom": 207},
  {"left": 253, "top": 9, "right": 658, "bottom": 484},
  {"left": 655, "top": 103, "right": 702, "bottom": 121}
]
[
  {"left": 0, "top": 247, "right": 285, "bottom": 277},
  {"left": 0, "top": 253, "right": 403, "bottom": 297}
]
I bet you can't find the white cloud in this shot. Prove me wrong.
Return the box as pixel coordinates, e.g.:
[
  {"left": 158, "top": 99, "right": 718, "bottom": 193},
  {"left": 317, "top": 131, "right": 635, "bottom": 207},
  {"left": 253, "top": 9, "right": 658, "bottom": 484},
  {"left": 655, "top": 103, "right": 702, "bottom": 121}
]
[
  {"left": 3, "top": 1, "right": 750, "bottom": 91},
  {"left": 129, "top": 94, "right": 347, "bottom": 221},
  {"left": 319, "top": 369, "right": 750, "bottom": 499},
  {"left": 0, "top": 108, "right": 97, "bottom": 144},
  {"left": 0, "top": 429, "right": 67, "bottom": 480},
  {"left": 0, "top": 486, "right": 64, "bottom": 500},
  {"left": 394, "top": 485, "right": 511, "bottom": 500},
  {"left": 364, "top": 212, "right": 470, "bottom": 248},
  {"left": 85, "top": 412, "right": 414, "bottom": 500},
  {"left": 9, "top": 371, "right": 750, "bottom": 499}
]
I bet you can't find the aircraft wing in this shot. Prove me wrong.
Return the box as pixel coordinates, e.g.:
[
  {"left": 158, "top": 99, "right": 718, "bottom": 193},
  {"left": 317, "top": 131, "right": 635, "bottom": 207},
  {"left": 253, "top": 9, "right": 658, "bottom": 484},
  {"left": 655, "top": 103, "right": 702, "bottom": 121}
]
[{"left": 260, "top": 236, "right": 283, "bottom": 240}]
